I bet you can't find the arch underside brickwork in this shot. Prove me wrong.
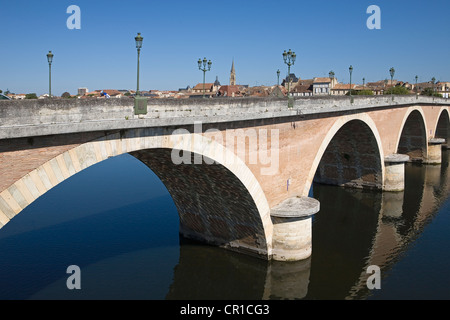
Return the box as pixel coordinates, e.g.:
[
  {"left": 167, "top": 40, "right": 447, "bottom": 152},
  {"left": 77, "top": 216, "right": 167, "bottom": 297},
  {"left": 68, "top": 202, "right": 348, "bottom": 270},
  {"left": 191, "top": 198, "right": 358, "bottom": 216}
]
[
  {"left": 397, "top": 110, "right": 428, "bottom": 162},
  {"left": 313, "top": 119, "right": 383, "bottom": 191},
  {"left": 435, "top": 109, "right": 450, "bottom": 148},
  {"left": 131, "top": 149, "right": 269, "bottom": 258}
]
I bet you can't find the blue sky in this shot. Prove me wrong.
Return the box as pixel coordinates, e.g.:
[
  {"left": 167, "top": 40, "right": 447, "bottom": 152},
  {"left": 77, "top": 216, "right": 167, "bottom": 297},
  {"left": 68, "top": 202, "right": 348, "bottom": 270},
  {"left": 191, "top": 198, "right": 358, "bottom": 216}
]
[{"left": 1, "top": 0, "right": 449, "bottom": 96}]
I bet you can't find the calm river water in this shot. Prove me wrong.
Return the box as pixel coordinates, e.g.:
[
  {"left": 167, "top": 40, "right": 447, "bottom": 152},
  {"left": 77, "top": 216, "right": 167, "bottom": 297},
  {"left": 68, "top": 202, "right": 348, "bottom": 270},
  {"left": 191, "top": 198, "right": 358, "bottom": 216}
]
[{"left": 0, "top": 150, "right": 449, "bottom": 300}]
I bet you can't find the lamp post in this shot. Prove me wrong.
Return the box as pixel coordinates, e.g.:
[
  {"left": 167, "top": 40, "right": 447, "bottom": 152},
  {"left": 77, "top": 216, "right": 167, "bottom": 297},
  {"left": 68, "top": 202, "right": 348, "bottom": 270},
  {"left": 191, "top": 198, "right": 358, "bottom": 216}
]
[
  {"left": 198, "top": 57, "right": 212, "bottom": 98},
  {"left": 415, "top": 75, "right": 418, "bottom": 98},
  {"left": 134, "top": 33, "right": 147, "bottom": 116},
  {"left": 431, "top": 77, "right": 436, "bottom": 97},
  {"left": 329, "top": 71, "right": 335, "bottom": 95},
  {"left": 349, "top": 65, "right": 353, "bottom": 98},
  {"left": 46, "top": 51, "right": 53, "bottom": 98},
  {"left": 282, "top": 49, "right": 296, "bottom": 97},
  {"left": 389, "top": 67, "right": 395, "bottom": 100},
  {"left": 277, "top": 69, "right": 280, "bottom": 86},
  {"left": 135, "top": 33, "right": 143, "bottom": 96}
]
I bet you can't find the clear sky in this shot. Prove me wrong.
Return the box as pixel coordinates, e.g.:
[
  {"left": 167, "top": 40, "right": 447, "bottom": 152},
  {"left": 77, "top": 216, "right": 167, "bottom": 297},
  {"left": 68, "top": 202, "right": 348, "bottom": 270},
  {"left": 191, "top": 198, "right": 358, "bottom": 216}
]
[{"left": 1, "top": 0, "right": 449, "bottom": 96}]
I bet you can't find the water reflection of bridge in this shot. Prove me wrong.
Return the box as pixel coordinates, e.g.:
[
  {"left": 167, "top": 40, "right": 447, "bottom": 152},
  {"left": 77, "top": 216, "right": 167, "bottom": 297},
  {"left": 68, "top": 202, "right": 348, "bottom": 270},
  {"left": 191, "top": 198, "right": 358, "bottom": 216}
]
[
  {"left": 165, "top": 151, "right": 449, "bottom": 300},
  {"left": 345, "top": 150, "right": 450, "bottom": 300}
]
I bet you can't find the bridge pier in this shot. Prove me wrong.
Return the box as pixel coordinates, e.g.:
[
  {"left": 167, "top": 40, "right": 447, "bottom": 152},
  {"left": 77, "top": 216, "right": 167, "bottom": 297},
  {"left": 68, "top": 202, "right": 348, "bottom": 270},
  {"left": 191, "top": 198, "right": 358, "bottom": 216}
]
[
  {"left": 270, "top": 197, "right": 320, "bottom": 262},
  {"left": 424, "top": 138, "right": 446, "bottom": 164},
  {"left": 383, "top": 154, "right": 410, "bottom": 192}
]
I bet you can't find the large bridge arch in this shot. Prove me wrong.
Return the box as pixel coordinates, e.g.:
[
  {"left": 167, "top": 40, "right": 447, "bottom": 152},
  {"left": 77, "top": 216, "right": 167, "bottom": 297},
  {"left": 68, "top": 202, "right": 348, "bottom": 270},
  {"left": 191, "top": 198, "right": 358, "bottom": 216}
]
[
  {"left": 303, "top": 113, "right": 385, "bottom": 195},
  {"left": 0, "top": 128, "right": 273, "bottom": 259},
  {"left": 435, "top": 108, "right": 449, "bottom": 148},
  {"left": 395, "top": 107, "right": 428, "bottom": 162}
]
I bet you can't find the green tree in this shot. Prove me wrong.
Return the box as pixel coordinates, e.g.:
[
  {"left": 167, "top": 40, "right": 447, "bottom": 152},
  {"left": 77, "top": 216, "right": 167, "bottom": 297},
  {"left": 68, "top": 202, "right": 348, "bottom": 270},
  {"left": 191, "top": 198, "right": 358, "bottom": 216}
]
[
  {"left": 346, "top": 89, "right": 374, "bottom": 96},
  {"left": 421, "top": 87, "right": 442, "bottom": 97},
  {"left": 25, "top": 93, "right": 38, "bottom": 99},
  {"left": 61, "top": 92, "right": 71, "bottom": 98},
  {"left": 383, "top": 86, "right": 410, "bottom": 95}
]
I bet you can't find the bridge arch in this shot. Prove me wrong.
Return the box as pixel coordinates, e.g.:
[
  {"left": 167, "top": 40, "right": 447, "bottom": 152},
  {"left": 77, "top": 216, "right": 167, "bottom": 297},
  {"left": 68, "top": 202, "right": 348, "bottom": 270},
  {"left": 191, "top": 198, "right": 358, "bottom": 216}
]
[
  {"left": 304, "top": 113, "right": 385, "bottom": 195},
  {"left": 435, "top": 108, "right": 449, "bottom": 148},
  {"left": 396, "top": 107, "right": 428, "bottom": 162},
  {"left": 0, "top": 129, "right": 273, "bottom": 259}
]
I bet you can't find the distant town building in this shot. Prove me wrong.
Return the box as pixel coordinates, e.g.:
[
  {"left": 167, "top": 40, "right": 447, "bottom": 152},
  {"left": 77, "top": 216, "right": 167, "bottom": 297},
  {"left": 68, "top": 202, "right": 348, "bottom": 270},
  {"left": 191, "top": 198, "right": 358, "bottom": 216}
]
[
  {"left": 218, "top": 85, "right": 241, "bottom": 97},
  {"left": 271, "top": 85, "right": 287, "bottom": 98},
  {"left": 281, "top": 73, "right": 299, "bottom": 88},
  {"left": 100, "top": 89, "right": 123, "bottom": 98},
  {"left": 292, "top": 84, "right": 313, "bottom": 97},
  {"left": 230, "top": 60, "right": 236, "bottom": 86},
  {"left": 436, "top": 82, "right": 450, "bottom": 98},
  {"left": 291, "top": 79, "right": 313, "bottom": 97},
  {"left": 178, "top": 85, "right": 192, "bottom": 92},
  {"left": 366, "top": 80, "right": 388, "bottom": 95},
  {"left": 331, "top": 84, "right": 356, "bottom": 95},
  {"left": 78, "top": 87, "right": 88, "bottom": 96},
  {"left": 13, "top": 94, "right": 26, "bottom": 100},
  {"left": 192, "top": 83, "right": 215, "bottom": 93},
  {"left": 246, "top": 85, "right": 273, "bottom": 97},
  {"left": 214, "top": 76, "right": 221, "bottom": 87},
  {"left": 312, "top": 77, "right": 338, "bottom": 95}
]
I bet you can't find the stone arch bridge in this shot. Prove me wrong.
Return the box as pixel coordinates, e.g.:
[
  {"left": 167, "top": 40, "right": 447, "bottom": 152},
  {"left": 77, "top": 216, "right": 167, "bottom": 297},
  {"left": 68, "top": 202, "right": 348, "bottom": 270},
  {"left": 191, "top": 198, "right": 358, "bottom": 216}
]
[{"left": 0, "top": 96, "right": 448, "bottom": 261}]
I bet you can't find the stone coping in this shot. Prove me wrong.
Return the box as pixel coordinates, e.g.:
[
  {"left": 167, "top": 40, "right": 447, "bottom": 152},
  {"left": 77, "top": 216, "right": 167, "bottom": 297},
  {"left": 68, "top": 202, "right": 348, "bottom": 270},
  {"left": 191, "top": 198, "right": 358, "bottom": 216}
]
[
  {"left": 429, "top": 138, "right": 446, "bottom": 145},
  {"left": 270, "top": 196, "right": 320, "bottom": 218},
  {"left": 384, "top": 154, "right": 410, "bottom": 163},
  {"left": 1, "top": 95, "right": 449, "bottom": 140}
]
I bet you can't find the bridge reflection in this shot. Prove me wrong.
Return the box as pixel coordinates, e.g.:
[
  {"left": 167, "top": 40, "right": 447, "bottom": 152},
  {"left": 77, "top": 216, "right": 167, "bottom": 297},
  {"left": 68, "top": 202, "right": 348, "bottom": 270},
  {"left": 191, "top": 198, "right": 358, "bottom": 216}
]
[{"left": 166, "top": 151, "right": 449, "bottom": 300}]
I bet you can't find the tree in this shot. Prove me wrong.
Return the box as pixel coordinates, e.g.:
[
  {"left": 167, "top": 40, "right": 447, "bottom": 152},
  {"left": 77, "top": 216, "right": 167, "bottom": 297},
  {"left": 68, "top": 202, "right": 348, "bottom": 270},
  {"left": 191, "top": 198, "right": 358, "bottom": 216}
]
[
  {"left": 346, "top": 89, "right": 374, "bottom": 96},
  {"left": 0, "top": 90, "right": 2, "bottom": 94},
  {"left": 383, "top": 86, "right": 410, "bottom": 95},
  {"left": 25, "top": 93, "right": 38, "bottom": 99},
  {"left": 61, "top": 92, "right": 71, "bottom": 98},
  {"left": 421, "top": 87, "right": 442, "bottom": 97}
]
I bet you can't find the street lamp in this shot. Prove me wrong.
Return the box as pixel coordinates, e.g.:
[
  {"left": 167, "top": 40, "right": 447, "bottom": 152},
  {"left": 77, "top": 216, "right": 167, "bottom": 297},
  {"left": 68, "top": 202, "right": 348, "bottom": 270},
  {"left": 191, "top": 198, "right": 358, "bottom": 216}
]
[
  {"left": 198, "top": 57, "right": 212, "bottom": 98},
  {"left": 329, "top": 71, "right": 335, "bottom": 95},
  {"left": 46, "top": 51, "right": 53, "bottom": 98},
  {"left": 415, "top": 75, "right": 418, "bottom": 98},
  {"left": 282, "top": 49, "right": 296, "bottom": 97},
  {"left": 431, "top": 77, "right": 436, "bottom": 97},
  {"left": 389, "top": 67, "right": 395, "bottom": 100},
  {"left": 135, "top": 33, "right": 143, "bottom": 96},
  {"left": 134, "top": 33, "right": 147, "bottom": 116},
  {"left": 349, "top": 65, "right": 353, "bottom": 98},
  {"left": 277, "top": 69, "right": 280, "bottom": 86}
]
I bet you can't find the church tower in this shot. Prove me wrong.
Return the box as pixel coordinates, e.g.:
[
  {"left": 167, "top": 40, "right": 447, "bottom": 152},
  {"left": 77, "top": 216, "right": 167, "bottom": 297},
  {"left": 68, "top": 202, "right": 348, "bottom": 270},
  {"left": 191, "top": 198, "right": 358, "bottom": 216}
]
[{"left": 230, "top": 60, "right": 236, "bottom": 86}]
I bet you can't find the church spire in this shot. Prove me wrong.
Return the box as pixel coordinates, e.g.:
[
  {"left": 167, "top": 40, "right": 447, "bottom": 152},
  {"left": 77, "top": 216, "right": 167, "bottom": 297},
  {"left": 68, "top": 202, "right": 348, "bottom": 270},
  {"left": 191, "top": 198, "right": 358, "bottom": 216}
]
[{"left": 230, "top": 59, "right": 236, "bottom": 85}]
